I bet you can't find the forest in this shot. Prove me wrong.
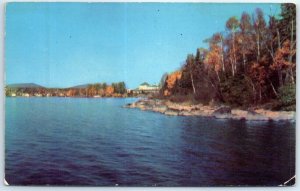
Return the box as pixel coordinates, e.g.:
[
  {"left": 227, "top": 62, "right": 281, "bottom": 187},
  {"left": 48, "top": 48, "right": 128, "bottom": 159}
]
[
  {"left": 160, "top": 4, "right": 296, "bottom": 111},
  {"left": 5, "top": 82, "right": 127, "bottom": 97}
]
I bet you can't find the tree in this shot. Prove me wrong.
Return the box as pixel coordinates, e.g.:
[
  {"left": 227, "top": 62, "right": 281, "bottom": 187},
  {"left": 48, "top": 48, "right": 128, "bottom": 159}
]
[
  {"left": 239, "top": 12, "right": 253, "bottom": 71},
  {"left": 210, "top": 33, "right": 225, "bottom": 72},
  {"left": 102, "top": 83, "right": 107, "bottom": 90},
  {"left": 159, "top": 5, "right": 295, "bottom": 109},
  {"left": 186, "top": 54, "right": 196, "bottom": 94},
  {"left": 279, "top": 3, "right": 296, "bottom": 84},
  {"left": 195, "top": 48, "right": 205, "bottom": 64},
  {"left": 204, "top": 45, "right": 222, "bottom": 82},
  {"left": 253, "top": 8, "right": 267, "bottom": 63},
  {"left": 278, "top": 83, "right": 296, "bottom": 111},
  {"left": 112, "top": 82, "right": 126, "bottom": 94},
  {"left": 118, "top": 82, "right": 126, "bottom": 94},
  {"left": 163, "top": 71, "right": 182, "bottom": 96},
  {"left": 226, "top": 16, "right": 239, "bottom": 76},
  {"left": 105, "top": 86, "right": 114, "bottom": 96},
  {"left": 159, "top": 73, "right": 168, "bottom": 89},
  {"left": 267, "top": 15, "right": 283, "bottom": 87},
  {"left": 272, "top": 40, "right": 296, "bottom": 85}
]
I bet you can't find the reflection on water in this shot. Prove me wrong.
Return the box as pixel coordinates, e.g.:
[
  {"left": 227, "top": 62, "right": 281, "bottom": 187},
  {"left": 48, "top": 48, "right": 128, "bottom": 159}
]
[{"left": 5, "top": 97, "right": 295, "bottom": 186}]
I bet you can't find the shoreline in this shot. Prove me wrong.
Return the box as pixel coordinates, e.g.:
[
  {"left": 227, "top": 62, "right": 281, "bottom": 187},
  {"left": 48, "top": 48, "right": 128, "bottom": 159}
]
[
  {"left": 6, "top": 95, "right": 140, "bottom": 98},
  {"left": 125, "top": 99, "right": 296, "bottom": 121}
]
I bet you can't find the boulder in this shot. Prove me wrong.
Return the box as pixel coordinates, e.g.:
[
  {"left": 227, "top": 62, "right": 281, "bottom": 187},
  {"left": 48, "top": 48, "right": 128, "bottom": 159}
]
[
  {"left": 164, "top": 110, "right": 179, "bottom": 116},
  {"left": 247, "top": 108, "right": 258, "bottom": 115},
  {"left": 152, "top": 106, "right": 168, "bottom": 113},
  {"left": 124, "top": 103, "right": 135, "bottom": 108},
  {"left": 231, "top": 109, "right": 248, "bottom": 117},
  {"left": 191, "top": 104, "right": 203, "bottom": 110},
  {"left": 213, "top": 106, "right": 232, "bottom": 114}
]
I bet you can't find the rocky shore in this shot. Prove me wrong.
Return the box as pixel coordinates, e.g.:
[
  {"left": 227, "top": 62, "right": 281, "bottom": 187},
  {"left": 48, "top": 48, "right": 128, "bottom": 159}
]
[{"left": 124, "top": 99, "right": 295, "bottom": 121}]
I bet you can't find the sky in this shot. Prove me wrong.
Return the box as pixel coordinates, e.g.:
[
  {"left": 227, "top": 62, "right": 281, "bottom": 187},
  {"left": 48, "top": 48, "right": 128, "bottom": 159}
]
[{"left": 5, "top": 3, "right": 281, "bottom": 89}]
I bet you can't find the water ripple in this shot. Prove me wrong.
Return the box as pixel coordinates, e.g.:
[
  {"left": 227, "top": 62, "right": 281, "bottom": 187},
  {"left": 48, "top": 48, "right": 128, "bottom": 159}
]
[{"left": 5, "top": 98, "right": 295, "bottom": 186}]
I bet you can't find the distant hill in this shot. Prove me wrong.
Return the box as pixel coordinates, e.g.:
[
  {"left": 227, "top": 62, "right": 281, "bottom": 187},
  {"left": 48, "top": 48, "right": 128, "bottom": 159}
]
[{"left": 6, "top": 83, "right": 45, "bottom": 89}]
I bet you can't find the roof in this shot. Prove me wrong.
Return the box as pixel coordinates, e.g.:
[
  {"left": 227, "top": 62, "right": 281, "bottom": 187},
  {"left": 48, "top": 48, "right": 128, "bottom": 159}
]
[{"left": 140, "top": 82, "right": 150, "bottom": 86}]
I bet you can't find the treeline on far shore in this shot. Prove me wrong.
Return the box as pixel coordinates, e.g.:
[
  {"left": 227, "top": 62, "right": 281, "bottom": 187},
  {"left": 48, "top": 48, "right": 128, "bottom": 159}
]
[
  {"left": 159, "top": 4, "right": 296, "bottom": 111},
  {"left": 5, "top": 82, "right": 133, "bottom": 98}
]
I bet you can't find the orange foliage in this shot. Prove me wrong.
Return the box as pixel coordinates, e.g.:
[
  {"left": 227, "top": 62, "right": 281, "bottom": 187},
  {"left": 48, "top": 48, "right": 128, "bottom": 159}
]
[
  {"left": 66, "top": 89, "right": 76, "bottom": 97},
  {"left": 272, "top": 40, "right": 295, "bottom": 71},
  {"left": 98, "top": 89, "right": 105, "bottom": 96},
  {"left": 164, "top": 71, "right": 182, "bottom": 96},
  {"left": 204, "top": 45, "right": 222, "bottom": 73},
  {"left": 250, "top": 62, "right": 267, "bottom": 86},
  {"left": 105, "top": 86, "right": 114, "bottom": 96}
]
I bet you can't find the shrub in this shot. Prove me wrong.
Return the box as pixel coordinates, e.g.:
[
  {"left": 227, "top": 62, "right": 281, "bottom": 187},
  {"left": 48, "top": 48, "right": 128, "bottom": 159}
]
[
  {"left": 219, "top": 75, "right": 254, "bottom": 107},
  {"left": 278, "top": 83, "right": 296, "bottom": 111}
]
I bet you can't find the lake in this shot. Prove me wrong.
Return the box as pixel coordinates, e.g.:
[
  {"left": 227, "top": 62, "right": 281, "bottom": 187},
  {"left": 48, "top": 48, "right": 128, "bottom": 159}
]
[{"left": 5, "top": 97, "right": 295, "bottom": 186}]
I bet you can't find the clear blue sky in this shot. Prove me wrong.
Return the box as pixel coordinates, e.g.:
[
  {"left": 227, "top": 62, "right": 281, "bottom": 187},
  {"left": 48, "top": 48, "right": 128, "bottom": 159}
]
[{"left": 5, "top": 3, "right": 281, "bottom": 89}]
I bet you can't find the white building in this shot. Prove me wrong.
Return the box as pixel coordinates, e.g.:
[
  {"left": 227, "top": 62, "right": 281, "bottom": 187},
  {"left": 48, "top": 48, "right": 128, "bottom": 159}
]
[
  {"left": 130, "top": 82, "right": 159, "bottom": 94},
  {"left": 22, "top": 93, "right": 30, "bottom": 97},
  {"left": 34, "top": 93, "right": 42, "bottom": 97},
  {"left": 138, "top": 82, "right": 159, "bottom": 91}
]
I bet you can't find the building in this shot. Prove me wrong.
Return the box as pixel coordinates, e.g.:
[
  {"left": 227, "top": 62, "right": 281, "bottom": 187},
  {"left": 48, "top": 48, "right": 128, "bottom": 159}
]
[
  {"left": 126, "top": 89, "right": 132, "bottom": 94},
  {"left": 138, "top": 82, "right": 159, "bottom": 91},
  {"left": 131, "top": 82, "right": 160, "bottom": 94},
  {"left": 34, "top": 93, "right": 42, "bottom": 97},
  {"left": 22, "top": 93, "right": 30, "bottom": 97}
]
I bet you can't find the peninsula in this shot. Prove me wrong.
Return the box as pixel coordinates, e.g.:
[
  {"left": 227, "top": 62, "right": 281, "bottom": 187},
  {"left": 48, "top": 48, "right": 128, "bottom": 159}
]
[{"left": 126, "top": 4, "right": 296, "bottom": 121}]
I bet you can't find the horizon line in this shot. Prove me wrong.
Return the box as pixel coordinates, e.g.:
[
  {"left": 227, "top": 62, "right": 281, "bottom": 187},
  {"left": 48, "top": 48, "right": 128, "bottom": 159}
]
[{"left": 5, "top": 81, "right": 160, "bottom": 89}]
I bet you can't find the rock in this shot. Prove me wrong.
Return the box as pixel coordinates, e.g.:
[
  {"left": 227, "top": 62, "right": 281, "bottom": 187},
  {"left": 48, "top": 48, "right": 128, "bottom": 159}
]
[
  {"left": 247, "top": 108, "right": 258, "bottom": 115},
  {"left": 254, "top": 109, "right": 295, "bottom": 121},
  {"left": 209, "top": 99, "right": 216, "bottom": 107},
  {"left": 231, "top": 109, "right": 248, "bottom": 117},
  {"left": 191, "top": 104, "right": 203, "bottom": 110},
  {"left": 123, "top": 103, "right": 131, "bottom": 108},
  {"left": 214, "top": 114, "right": 232, "bottom": 119},
  {"left": 164, "top": 109, "right": 179, "bottom": 116},
  {"left": 245, "top": 114, "right": 269, "bottom": 121},
  {"left": 124, "top": 99, "right": 295, "bottom": 121},
  {"left": 152, "top": 106, "right": 168, "bottom": 113},
  {"left": 213, "top": 106, "right": 232, "bottom": 114},
  {"left": 179, "top": 110, "right": 196, "bottom": 116},
  {"left": 124, "top": 103, "right": 136, "bottom": 108}
]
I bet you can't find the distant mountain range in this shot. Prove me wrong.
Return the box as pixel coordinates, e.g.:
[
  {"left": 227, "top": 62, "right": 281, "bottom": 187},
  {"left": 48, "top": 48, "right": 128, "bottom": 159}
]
[
  {"left": 6, "top": 83, "right": 91, "bottom": 89},
  {"left": 6, "top": 83, "right": 45, "bottom": 89}
]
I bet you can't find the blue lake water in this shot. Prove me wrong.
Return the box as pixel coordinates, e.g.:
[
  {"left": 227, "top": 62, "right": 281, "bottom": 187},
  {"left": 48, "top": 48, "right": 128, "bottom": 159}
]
[{"left": 5, "top": 97, "right": 295, "bottom": 186}]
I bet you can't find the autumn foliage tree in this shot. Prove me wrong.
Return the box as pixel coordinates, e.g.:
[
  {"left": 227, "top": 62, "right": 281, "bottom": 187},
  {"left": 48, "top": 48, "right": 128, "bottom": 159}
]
[{"left": 160, "top": 3, "right": 296, "bottom": 110}]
